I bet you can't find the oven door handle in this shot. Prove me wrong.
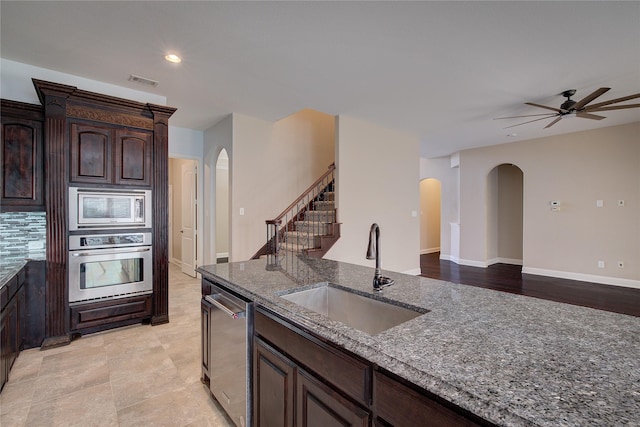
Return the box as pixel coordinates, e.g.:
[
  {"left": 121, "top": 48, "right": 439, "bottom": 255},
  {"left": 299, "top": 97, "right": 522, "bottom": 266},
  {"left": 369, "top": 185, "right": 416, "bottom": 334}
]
[
  {"left": 205, "top": 295, "right": 244, "bottom": 319},
  {"left": 71, "top": 247, "right": 151, "bottom": 257}
]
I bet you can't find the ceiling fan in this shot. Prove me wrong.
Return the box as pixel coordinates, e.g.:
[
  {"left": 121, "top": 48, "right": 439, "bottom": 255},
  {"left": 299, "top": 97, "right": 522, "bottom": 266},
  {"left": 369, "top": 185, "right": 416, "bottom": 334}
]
[{"left": 495, "top": 88, "right": 640, "bottom": 129}]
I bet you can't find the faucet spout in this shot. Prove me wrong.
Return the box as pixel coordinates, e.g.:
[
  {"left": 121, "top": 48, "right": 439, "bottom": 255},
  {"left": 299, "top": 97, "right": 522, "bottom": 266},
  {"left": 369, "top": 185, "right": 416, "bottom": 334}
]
[{"left": 366, "top": 223, "right": 394, "bottom": 292}]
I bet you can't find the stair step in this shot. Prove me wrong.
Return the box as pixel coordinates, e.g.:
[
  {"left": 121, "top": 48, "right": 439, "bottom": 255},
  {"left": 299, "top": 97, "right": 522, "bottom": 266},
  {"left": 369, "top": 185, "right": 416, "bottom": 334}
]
[
  {"left": 304, "top": 210, "right": 336, "bottom": 222},
  {"left": 295, "top": 221, "right": 332, "bottom": 235},
  {"left": 322, "top": 191, "right": 335, "bottom": 201},
  {"left": 283, "top": 231, "right": 321, "bottom": 248},
  {"left": 281, "top": 242, "right": 312, "bottom": 252},
  {"left": 313, "top": 200, "right": 335, "bottom": 211}
]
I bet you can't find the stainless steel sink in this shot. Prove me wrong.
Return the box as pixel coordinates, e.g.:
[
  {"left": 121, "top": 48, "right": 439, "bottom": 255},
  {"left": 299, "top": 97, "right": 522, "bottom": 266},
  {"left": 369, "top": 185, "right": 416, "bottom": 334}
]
[{"left": 280, "top": 283, "right": 426, "bottom": 335}]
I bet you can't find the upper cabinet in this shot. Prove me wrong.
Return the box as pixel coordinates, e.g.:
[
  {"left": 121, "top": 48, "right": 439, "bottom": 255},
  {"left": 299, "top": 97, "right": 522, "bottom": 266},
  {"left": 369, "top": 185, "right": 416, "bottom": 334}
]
[
  {"left": 70, "top": 122, "right": 152, "bottom": 187},
  {"left": 0, "top": 100, "right": 45, "bottom": 212}
]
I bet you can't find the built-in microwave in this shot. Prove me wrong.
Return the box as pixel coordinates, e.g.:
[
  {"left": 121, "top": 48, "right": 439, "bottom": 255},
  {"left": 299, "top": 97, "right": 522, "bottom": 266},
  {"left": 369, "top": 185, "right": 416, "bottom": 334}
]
[{"left": 69, "top": 187, "right": 152, "bottom": 230}]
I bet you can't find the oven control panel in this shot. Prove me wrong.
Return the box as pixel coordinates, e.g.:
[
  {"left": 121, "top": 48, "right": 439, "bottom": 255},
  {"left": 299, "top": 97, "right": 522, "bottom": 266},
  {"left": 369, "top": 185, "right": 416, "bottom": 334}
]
[{"left": 69, "top": 232, "right": 152, "bottom": 250}]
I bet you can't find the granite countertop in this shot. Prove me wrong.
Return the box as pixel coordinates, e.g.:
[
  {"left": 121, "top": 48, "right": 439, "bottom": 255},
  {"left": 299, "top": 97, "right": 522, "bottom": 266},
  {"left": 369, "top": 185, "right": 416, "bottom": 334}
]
[
  {"left": 197, "top": 256, "right": 640, "bottom": 427},
  {"left": 0, "top": 250, "right": 46, "bottom": 289}
]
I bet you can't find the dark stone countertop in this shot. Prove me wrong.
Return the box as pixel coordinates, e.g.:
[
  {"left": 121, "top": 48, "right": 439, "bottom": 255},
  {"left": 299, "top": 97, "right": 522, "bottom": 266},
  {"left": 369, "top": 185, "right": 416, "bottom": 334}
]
[
  {"left": 197, "top": 256, "right": 640, "bottom": 427},
  {"left": 0, "top": 250, "right": 46, "bottom": 289}
]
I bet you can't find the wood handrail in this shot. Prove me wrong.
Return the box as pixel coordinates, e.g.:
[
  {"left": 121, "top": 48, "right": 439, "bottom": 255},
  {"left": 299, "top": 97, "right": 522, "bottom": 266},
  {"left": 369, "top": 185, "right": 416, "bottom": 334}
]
[{"left": 266, "top": 163, "right": 335, "bottom": 224}]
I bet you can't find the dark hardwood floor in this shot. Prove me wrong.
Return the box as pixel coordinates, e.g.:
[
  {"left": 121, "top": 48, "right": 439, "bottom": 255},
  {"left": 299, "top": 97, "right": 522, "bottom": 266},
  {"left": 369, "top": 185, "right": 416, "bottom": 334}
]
[{"left": 420, "top": 252, "right": 640, "bottom": 317}]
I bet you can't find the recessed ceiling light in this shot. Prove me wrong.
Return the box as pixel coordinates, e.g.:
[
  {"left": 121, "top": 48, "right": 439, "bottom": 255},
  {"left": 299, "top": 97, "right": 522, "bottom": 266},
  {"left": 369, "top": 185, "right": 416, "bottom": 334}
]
[{"left": 164, "top": 54, "right": 182, "bottom": 63}]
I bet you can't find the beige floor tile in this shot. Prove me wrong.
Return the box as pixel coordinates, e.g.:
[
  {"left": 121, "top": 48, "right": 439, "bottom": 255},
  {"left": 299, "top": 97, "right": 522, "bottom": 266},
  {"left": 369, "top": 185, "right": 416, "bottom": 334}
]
[
  {"left": 0, "top": 377, "right": 35, "bottom": 415},
  {"left": 0, "top": 404, "right": 29, "bottom": 427},
  {"left": 25, "top": 382, "right": 118, "bottom": 427},
  {"left": 1, "top": 263, "right": 235, "bottom": 426},
  {"left": 110, "top": 361, "right": 184, "bottom": 410},
  {"left": 31, "top": 357, "right": 110, "bottom": 404},
  {"left": 116, "top": 387, "right": 203, "bottom": 427}
]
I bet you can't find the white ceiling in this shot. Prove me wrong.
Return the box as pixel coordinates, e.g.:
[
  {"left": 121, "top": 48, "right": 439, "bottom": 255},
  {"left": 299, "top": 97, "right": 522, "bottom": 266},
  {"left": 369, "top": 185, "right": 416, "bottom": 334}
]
[{"left": 1, "top": 1, "right": 639, "bottom": 158}]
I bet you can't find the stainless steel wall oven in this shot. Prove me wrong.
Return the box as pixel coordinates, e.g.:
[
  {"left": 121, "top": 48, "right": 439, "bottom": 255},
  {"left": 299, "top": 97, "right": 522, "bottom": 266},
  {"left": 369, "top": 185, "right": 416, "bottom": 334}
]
[{"left": 68, "top": 232, "right": 153, "bottom": 303}]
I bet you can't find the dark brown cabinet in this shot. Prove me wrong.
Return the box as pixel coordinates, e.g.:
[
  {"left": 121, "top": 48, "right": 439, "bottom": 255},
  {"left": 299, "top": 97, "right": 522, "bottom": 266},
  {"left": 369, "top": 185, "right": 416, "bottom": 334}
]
[
  {"left": 70, "top": 122, "right": 152, "bottom": 187},
  {"left": 1, "top": 268, "right": 27, "bottom": 392},
  {"left": 254, "top": 338, "right": 295, "bottom": 427},
  {"left": 69, "top": 295, "right": 152, "bottom": 333},
  {"left": 253, "top": 309, "right": 372, "bottom": 427},
  {"left": 374, "top": 371, "right": 482, "bottom": 427},
  {"left": 1, "top": 100, "right": 44, "bottom": 212},
  {"left": 252, "top": 307, "right": 492, "bottom": 427},
  {"left": 297, "top": 367, "right": 370, "bottom": 427}
]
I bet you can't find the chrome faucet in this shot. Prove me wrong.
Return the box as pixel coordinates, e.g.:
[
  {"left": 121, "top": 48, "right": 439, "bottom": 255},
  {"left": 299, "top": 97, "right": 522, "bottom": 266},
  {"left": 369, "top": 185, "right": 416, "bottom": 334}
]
[{"left": 366, "top": 223, "right": 395, "bottom": 292}]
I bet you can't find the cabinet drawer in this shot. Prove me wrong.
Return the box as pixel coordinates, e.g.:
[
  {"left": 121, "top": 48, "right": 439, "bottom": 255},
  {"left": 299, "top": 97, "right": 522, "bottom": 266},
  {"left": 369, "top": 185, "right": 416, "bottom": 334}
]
[
  {"left": 374, "top": 371, "right": 482, "bottom": 427},
  {"left": 70, "top": 295, "right": 152, "bottom": 331},
  {"left": 255, "top": 308, "right": 371, "bottom": 406}
]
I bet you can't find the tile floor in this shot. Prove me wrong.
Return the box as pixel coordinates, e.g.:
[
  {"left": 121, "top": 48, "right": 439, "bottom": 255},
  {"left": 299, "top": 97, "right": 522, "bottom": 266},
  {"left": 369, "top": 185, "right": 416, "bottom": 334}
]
[{"left": 0, "top": 264, "right": 235, "bottom": 427}]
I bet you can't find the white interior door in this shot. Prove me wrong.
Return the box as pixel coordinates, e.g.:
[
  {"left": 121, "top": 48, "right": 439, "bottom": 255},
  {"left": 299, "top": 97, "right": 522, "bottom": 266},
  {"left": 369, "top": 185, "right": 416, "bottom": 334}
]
[{"left": 181, "top": 161, "right": 197, "bottom": 277}]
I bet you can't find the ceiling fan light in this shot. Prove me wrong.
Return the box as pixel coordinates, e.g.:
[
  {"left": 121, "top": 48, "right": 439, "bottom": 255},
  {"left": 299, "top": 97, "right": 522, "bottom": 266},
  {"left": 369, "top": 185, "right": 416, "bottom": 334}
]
[{"left": 563, "top": 112, "right": 577, "bottom": 119}]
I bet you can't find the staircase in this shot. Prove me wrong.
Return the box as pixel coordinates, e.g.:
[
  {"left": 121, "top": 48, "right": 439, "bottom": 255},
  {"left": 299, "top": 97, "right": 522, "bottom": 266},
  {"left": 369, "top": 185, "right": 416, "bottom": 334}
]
[
  {"left": 281, "top": 190, "right": 340, "bottom": 256},
  {"left": 253, "top": 164, "right": 340, "bottom": 260}
]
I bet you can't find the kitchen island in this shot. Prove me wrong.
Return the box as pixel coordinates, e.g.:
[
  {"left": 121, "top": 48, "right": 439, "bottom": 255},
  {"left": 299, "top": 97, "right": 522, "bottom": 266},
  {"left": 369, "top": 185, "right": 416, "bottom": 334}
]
[{"left": 197, "top": 256, "right": 640, "bottom": 427}]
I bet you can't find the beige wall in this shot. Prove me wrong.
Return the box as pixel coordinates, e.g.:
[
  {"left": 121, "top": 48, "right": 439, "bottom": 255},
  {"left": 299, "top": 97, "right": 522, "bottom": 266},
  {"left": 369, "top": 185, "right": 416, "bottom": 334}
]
[
  {"left": 325, "top": 116, "right": 420, "bottom": 274},
  {"left": 420, "top": 178, "right": 441, "bottom": 253},
  {"left": 497, "top": 165, "right": 523, "bottom": 262},
  {"left": 204, "top": 115, "right": 233, "bottom": 265},
  {"left": 454, "top": 122, "right": 639, "bottom": 286},
  {"left": 230, "top": 109, "right": 335, "bottom": 261},
  {"left": 419, "top": 156, "right": 459, "bottom": 258},
  {"left": 215, "top": 152, "right": 230, "bottom": 257}
]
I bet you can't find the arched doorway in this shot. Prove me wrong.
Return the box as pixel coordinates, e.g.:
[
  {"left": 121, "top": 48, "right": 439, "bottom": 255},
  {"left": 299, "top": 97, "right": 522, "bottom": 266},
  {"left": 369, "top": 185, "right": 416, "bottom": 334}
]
[
  {"left": 486, "top": 164, "right": 523, "bottom": 265},
  {"left": 215, "top": 149, "right": 230, "bottom": 263},
  {"left": 419, "top": 178, "right": 442, "bottom": 258}
]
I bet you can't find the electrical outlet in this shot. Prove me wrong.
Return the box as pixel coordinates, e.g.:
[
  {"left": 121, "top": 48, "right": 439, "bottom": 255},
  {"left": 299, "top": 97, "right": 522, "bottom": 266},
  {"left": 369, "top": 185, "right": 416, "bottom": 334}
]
[
  {"left": 597, "top": 261, "right": 605, "bottom": 268},
  {"left": 596, "top": 200, "right": 603, "bottom": 208},
  {"left": 618, "top": 261, "right": 624, "bottom": 268},
  {"left": 239, "top": 207, "right": 245, "bottom": 215}
]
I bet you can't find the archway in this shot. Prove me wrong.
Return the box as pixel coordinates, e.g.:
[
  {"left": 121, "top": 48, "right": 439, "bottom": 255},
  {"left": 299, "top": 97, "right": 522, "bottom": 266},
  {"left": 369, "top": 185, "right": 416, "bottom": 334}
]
[
  {"left": 486, "top": 164, "right": 523, "bottom": 265},
  {"left": 419, "top": 178, "right": 442, "bottom": 258},
  {"left": 215, "top": 149, "right": 230, "bottom": 263}
]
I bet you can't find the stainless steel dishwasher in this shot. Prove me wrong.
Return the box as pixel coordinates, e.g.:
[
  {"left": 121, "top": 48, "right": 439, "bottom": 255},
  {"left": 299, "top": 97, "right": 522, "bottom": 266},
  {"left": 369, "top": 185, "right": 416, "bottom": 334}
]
[{"left": 204, "top": 281, "right": 253, "bottom": 427}]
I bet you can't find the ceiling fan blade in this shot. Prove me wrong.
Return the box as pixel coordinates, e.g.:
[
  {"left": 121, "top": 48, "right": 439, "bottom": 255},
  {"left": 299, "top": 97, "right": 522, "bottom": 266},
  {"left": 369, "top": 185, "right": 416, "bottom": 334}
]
[
  {"left": 587, "top": 103, "right": 640, "bottom": 112},
  {"left": 503, "top": 115, "right": 558, "bottom": 129},
  {"left": 494, "top": 113, "right": 556, "bottom": 120},
  {"left": 544, "top": 117, "right": 563, "bottom": 129},
  {"left": 576, "top": 113, "right": 606, "bottom": 120},
  {"left": 525, "top": 102, "right": 562, "bottom": 113},
  {"left": 584, "top": 94, "right": 640, "bottom": 110},
  {"left": 572, "top": 87, "right": 610, "bottom": 110}
]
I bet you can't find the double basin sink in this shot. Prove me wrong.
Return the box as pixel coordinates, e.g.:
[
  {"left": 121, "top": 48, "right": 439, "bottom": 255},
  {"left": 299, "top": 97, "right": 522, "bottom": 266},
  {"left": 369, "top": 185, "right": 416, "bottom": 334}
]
[{"left": 280, "top": 283, "right": 428, "bottom": 335}]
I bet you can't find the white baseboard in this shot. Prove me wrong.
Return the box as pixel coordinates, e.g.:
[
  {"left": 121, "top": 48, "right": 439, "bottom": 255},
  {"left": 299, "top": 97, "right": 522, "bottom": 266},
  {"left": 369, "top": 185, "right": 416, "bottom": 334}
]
[
  {"left": 487, "top": 257, "right": 523, "bottom": 266},
  {"left": 170, "top": 258, "right": 182, "bottom": 267},
  {"left": 403, "top": 268, "right": 422, "bottom": 276},
  {"left": 522, "top": 267, "right": 640, "bottom": 290},
  {"left": 457, "top": 258, "right": 488, "bottom": 268},
  {"left": 216, "top": 252, "right": 229, "bottom": 258},
  {"left": 420, "top": 247, "right": 440, "bottom": 255},
  {"left": 439, "top": 254, "right": 459, "bottom": 263}
]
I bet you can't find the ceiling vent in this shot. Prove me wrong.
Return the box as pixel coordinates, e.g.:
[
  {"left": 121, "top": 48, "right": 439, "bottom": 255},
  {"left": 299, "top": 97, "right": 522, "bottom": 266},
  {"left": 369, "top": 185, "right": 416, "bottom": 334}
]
[{"left": 128, "top": 74, "right": 159, "bottom": 87}]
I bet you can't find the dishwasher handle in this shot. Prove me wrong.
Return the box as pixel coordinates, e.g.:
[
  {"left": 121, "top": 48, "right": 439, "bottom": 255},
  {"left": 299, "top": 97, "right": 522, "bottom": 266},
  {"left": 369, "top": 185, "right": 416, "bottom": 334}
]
[{"left": 205, "top": 294, "right": 244, "bottom": 319}]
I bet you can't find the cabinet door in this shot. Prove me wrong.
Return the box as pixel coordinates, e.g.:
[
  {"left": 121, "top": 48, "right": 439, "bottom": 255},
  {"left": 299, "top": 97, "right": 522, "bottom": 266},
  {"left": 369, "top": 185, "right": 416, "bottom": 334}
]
[
  {"left": 114, "top": 129, "right": 152, "bottom": 186},
  {"left": 70, "top": 123, "right": 112, "bottom": 184},
  {"left": 1, "top": 116, "right": 44, "bottom": 210},
  {"left": 253, "top": 338, "right": 295, "bottom": 427},
  {"left": 201, "top": 297, "right": 211, "bottom": 383},
  {"left": 297, "top": 368, "right": 370, "bottom": 427}
]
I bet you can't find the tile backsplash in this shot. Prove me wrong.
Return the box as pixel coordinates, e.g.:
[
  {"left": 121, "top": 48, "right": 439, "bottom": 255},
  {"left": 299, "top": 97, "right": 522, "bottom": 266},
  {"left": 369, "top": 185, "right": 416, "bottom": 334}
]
[{"left": 0, "top": 211, "right": 47, "bottom": 259}]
